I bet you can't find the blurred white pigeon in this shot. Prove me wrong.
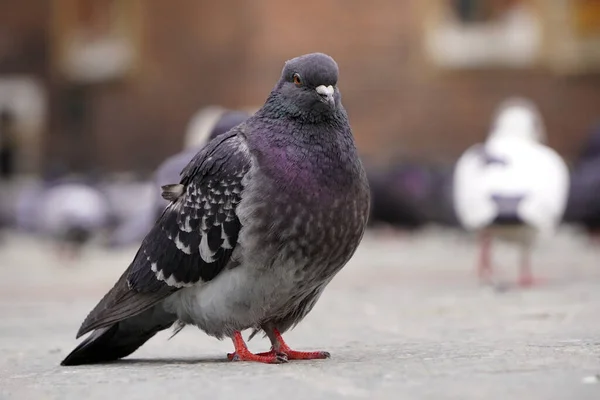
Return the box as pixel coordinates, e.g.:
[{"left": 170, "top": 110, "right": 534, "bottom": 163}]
[{"left": 453, "top": 98, "right": 570, "bottom": 287}]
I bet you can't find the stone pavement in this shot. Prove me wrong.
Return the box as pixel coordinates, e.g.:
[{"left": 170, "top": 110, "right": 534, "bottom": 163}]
[{"left": 0, "top": 228, "right": 599, "bottom": 399}]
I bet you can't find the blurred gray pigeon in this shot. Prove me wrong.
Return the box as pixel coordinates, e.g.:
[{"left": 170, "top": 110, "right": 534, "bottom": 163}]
[
  {"left": 15, "top": 175, "right": 113, "bottom": 259},
  {"left": 61, "top": 52, "right": 370, "bottom": 365},
  {"left": 107, "top": 110, "right": 250, "bottom": 248},
  {"left": 153, "top": 110, "right": 251, "bottom": 215}
]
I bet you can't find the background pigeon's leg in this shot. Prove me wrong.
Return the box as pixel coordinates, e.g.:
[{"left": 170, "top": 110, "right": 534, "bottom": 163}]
[
  {"left": 228, "top": 331, "right": 287, "bottom": 364},
  {"left": 518, "top": 246, "right": 534, "bottom": 287},
  {"left": 478, "top": 232, "right": 493, "bottom": 284},
  {"left": 255, "top": 328, "right": 330, "bottom": 360},
  {"left": 56, "top": 242, "right": 80, "bottom": 263},
  {"left": 588, "top": 232, "right": 600, "bottom": 245}
]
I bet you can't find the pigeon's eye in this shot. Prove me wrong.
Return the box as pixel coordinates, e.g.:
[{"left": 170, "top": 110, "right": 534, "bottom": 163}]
[{"left": 293, "top": 73, "right": 302, "bottom": 86}]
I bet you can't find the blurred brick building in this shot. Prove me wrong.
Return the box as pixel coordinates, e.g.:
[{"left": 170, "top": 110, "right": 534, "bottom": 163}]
[{"left": 0, "top": 0, "right": 599, "bottom": 174}]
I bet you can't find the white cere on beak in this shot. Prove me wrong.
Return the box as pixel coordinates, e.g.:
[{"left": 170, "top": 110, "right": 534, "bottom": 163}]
[{"left": 315, "top": 85, "right": 334, "bottom": 96}]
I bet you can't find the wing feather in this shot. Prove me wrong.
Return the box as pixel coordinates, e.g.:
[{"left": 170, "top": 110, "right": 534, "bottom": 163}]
[{"left": 76, "top": 130, "right": 251, "bottom": 338}]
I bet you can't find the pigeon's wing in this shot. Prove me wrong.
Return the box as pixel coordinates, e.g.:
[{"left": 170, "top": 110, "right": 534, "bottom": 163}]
[
  {"left": 453, "top": 144, "right": 499, "bottom": 230},
  {"left": 516, "top": 144, "right": 570, "bottom": 232},
  {"left": 151, "top": 148, "right": 201, "bottom": 220},
  {"left": 76, "top": 131, "right": 252, "bottom": 338},
  {"left": 154, "top": 148, "right": 200, "bottom": 190}
]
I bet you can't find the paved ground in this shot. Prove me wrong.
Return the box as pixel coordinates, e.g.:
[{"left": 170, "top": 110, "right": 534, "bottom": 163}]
[{"left": 0, "top": 228, "right": 599, "bottom": 399}]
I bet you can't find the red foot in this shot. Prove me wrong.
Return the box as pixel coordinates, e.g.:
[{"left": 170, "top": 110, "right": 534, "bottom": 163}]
[
  {"left": 228, "top": 332, "right": 287, "bottom": 364},
  {"left": 518, "top": 275, "right": 545, "bottom": 288},
  {"left": 518, "top": 254, "right": 541, "bottom": 288},
  {"left": 227, "top": 329, "right": 331, "bottom": 362},
  {"left": 255, "top": 348, "right": 330, "bottom": 360},
  {"left": 268, "top": 328, "right": 331, "bottom": 360},
  {"left": 477, "top": 233, "right": 493, "bottom": 285},
  {"left": 228, "top": 348, "right": 287, "bottom": 364},
  {"left": 227, "top": 347, "right": 328, "bottom": 361}
]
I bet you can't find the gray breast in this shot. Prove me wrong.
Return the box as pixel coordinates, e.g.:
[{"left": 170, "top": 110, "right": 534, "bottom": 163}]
[
  {"left": 235, "top": 156, "right": 369, "bottom": 334},
  {"left": 242, "top": 167, "right": 367, "bottom": 282}
]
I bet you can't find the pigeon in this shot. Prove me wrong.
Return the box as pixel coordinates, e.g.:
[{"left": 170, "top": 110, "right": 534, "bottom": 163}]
[
  {"left": 107, "top": 110, "right": 250, "bottom": 248},
  {"left": 366, "top": 163, "right": 428, "bottom": 231},
  {"left": 564, "top": 122, "right": 600, "bottom": 239},
  {"left": 15, "top": 174, "right": 113, "bottom": 259},
  {"left": 453, "top": 97, "right": 569, "bottom": 287},
  {"left": 366, "top": 161, "right": 459, "bottom": 232},
  {"left": 575, "top": 121, "right": 600, "bottom": 164},
  {"left": 61, "top": 52, "right": 371, "bottom": 365}
]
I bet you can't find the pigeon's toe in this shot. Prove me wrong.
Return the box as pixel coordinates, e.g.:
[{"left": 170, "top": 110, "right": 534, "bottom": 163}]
[
  {"left": 228, "top": 349, "right": 288, "bottom": 364},
  {"left": 283, "top": 349, "right": 331, "bottom": 360}
]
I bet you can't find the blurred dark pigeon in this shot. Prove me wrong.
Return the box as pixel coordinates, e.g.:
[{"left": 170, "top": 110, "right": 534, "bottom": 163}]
[
  {"left": 61, "top": 53, "right": 371, "bottom": 365},
  {"left": 576, "top": 122, "right": 600, "bottom": 163},
  {"left": 107, "top": 110, "right": 250, "bottom": 248},
  {"left": 367, "top": 163, "right": 428, "bottom": 231},
  {"left": 367, "top": 161, "right": 459, "bottom": 231},
  {"left": 564, "top": 122, "right": 600, "bottom": 236}
]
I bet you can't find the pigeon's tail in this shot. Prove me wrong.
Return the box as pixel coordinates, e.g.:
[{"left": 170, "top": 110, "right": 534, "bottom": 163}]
[
  {"left": 61, "top": 303, "right": 176, "bottom": 366},
  {"left": 491, "top": 194, "right": 526, "bottom": 225}
]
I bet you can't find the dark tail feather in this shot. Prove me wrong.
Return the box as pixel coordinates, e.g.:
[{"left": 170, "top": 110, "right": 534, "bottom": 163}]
[
  {"left": 61, "top": 303, "right": 176, "bottom": 366},
  {"left": 491, "top": 194, "right": 526, "bottom": 225}
]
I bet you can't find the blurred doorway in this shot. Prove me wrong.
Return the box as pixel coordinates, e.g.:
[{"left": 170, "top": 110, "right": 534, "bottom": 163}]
[
  {"left": 0, "top": 109, "right": 15, "bottom": 178},
  {"left": 0, "top": 77, "right": 47, "bottom": 178}
]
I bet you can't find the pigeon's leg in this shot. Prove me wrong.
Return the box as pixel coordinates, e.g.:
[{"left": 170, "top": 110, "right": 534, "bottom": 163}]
[
  {"left": 478, "top": 232, "right": 493, "bottom": 284},
  {"left": 589, "top": 233, "right": 600, "bottom": 246},
  {"left": 518, "top": 247, "right": 534, "bottom": 287},
  {"left": 256, "top": 328, "right": 330, "bottom": 360},
  {"left": 227, "top": 331, "right": 287, "bottom": 364},
  {"left": 57, "top": 242, "right": 78, "bottom": 262}
]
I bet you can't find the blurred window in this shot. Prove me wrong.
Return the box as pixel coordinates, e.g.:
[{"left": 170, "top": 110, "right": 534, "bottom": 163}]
[
  {"left": 544, "top": 0, "right": 600, "bottom": 74},
  {"left": 424, "top": 0, "right": 541, "bottom": 68},
  {"left": 52, "top": 0, "right": 140, "bottom": 83},
  {"left": 572, "top": 0, "right": 600, "bottom": 37},
  {"left": 451, "top": 0, "right": 528, "bottom": 23},
  {"left": 424, "top": 0, "right": 600, "bottom": 74}
]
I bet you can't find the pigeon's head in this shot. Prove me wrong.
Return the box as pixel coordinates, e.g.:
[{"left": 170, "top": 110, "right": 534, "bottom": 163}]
[
  {"left": 488, "top": 97, "right": 546, "bottom": 143},
  {"left": 272, "top": 53, "right": 341, "bottom": 118}
]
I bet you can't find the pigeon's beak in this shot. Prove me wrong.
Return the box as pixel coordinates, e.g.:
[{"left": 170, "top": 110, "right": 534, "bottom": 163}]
[{"left": 316, "top": 85, "right": 335, "bottom": 108}]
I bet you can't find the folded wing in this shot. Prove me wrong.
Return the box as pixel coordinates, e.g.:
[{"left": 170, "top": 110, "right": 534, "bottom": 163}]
[{"left": 76, "top": 131, "right": 252, "bottom": 338}]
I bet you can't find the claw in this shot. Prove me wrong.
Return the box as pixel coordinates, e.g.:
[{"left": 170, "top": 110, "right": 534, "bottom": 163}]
[
  {"left": 228, "top": 331, "right": 287, "bottom": 364},
  {"left": 283, "top": 349, "right": 330, "bottom": 360},
  {"left": 228, "top": 349, "right": 287, "bottom": 364},
  {"left": 269, "top": 328, "right": 332, "bottom": 360},
  {"left": 228, "top": 330, "right": 331, "bottom": 363},
  {"left": 254, "top": 348, "right": 330, "bottom": 360}
]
